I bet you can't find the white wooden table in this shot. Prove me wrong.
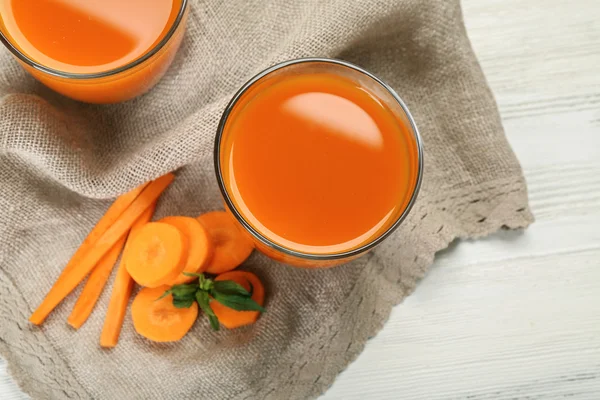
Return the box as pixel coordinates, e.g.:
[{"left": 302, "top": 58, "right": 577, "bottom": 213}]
[{"left": 2, "top": 0, "right": 599, "bottom": 398}]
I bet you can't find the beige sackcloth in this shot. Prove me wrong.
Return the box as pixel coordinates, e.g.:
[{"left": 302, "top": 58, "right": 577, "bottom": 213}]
[{"left": 0, "top": 0, "right": 534, "bottom": 398}]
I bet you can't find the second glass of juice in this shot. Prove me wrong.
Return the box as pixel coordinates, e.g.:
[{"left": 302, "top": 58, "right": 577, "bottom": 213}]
[
  {"left": 216, "top": 58, "right": 423, "bottom": 268},
  {"left": 0, "top": 0, "right": 188, "bottom": 103}
]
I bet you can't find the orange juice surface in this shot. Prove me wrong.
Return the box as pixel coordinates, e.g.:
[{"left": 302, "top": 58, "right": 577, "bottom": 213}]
[
  {"left": 0, "top": 0, "right": 181, "bottom": 74},
  {"left": 221, "top": 72, "right": 419, "bottom": 255}
]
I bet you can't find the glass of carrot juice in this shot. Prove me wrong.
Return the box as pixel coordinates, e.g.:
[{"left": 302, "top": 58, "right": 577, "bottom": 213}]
[
  {"left": 215, "top": 58, "right": 423, "bottom": 268},
  {"left": 0, "top": 0, "right": 188, "bottom": 104}
]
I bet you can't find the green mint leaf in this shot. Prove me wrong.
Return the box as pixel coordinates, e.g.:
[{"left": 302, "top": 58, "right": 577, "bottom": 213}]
[
  {"left": 195, "top": 291, "right": 214, "bottom": 316},
  {"left": 213, "top": 280, "right": 251, "bottom": 297},
  {"left": 195, "top": 291, "right": 207, "bottom": 310},
  {"left": 196, "top": 291, "right": 220, "bottom": 331},
  {"left": 156, "top": 289, "right": 173, "bottom": 301},
  {"left": 212, "top": 292, "right": 265, "bottom": 312},
  {"left": 209, "top": 315, "right": 220, "bottom": 331},
  {"left": 169, "top": 283, "right": 199, "bottom": 300},
  {"left": 183, "top": 272, "right": 203, "bottom": 278},
  {"left": 199, "top": 274, "right": 214, "bottom": 292},
  {"left": 173, "top": 298, "right": 195, "bottom": 308}
]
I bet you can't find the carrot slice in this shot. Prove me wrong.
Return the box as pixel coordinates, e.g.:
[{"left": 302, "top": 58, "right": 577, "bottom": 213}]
[
  {"left": 160, "top": 216, "right": 213, "bottom": 285},
  {"left": 29, "top": 173, "right": 174, "bottom": 325},
  {"left": 210, "top": 271, "right": 265, "bottom": 329},
  {"left": 100, "top": 203, "right": 156, "bottom": 348},
  {"left": 197, "top": 211, "right": 254, "bottom": 274},
  {"left": 67, "top": 235, "right": 127, "bottom": 329},
  {"left": 125, "top": 222, "right": 189, "bottom": 288},
  {"left": 131, "top": 286, "right": 198, "bottom": 342}
]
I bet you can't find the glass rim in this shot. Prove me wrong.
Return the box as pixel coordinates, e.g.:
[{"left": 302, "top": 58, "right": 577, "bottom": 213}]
[
  {"left": 0, "top": 0, "right": 188, "bottom": 80},
  {"left": 214, "top": 57, "right": 424, "bottom": 261}
]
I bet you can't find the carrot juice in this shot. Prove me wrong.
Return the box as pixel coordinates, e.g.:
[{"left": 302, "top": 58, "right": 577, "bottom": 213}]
[
  {"left": 0, "top": 0, "right": 187, "bottom": 103},
  {"left": 217, "top": 59, "right": 423, "bottom": 267}
]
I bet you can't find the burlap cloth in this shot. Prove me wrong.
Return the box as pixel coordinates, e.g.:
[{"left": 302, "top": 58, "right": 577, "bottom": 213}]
[{"left": 0, "top": 0, "right": 534, "bottom": 399}]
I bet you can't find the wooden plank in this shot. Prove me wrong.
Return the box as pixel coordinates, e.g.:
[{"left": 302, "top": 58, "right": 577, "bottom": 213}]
[
  {"left": 321, "top": 0, "right": 600, "bottom": 398},
  {"left": 0, "top": 360, "right": 27, "bottom": 400},
  {"left": 322, "top": 227, "right": 600, "bottom": 399}
]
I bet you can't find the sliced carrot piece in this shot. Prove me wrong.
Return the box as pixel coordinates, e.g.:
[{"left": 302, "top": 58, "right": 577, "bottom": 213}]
[
  {"left": 67, "top": 235, "right": 127, "bottom": 329},
  {"left": 197, "top": 211, "right": 254, "bottom": 274},
  {"left": 100, "top": 203, "right": 156, "bottom": 348},
  {"left": 210, "top": 271, "right": 265, "bottom": 329},
  {"left": 29, "top": 173, "right": 174, "bottom": 325},
  {"left": 160, "top": 216, "right": 213, "bottom": 285},
  {"left": 131, "top": 286, "right": 198, "bottom": 342},
  {"left": 125, "top": 222, "right": 188, "bottom": 288}
]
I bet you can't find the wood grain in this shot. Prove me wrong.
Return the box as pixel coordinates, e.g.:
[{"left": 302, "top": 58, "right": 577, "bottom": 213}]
[
  {"left": 1, "top": 0, "right": 599, "bottom": 398},
  {"left": 320, "top": 0, "right": 600, "bottom": 398}
]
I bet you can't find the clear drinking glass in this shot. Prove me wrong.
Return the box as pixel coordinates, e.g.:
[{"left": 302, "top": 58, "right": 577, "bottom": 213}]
[
  {"left": 215, "top": 58, "right": 424, "bottom": 268},
  {"left": 0, "top": 0, "right": 188, "bottom": 104}
]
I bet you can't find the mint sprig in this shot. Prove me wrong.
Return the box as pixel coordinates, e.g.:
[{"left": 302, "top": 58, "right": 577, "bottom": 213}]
[
  {"left": 196, "top": 291, "right": 220, "bottom": 331},
  {"left": 159, "top": 273, "right": 264, "bottom": 330}
]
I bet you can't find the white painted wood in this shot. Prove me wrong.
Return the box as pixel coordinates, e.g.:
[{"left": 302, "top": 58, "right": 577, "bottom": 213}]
[
  {"left": 2, "top": 0, "right": 599, "bottom": 398},
  {"left": 0, "top": 361, "right": 24, "bottom": 400},
  {"left": 319, "top": 0, "right": 600, "bottom": 398}
]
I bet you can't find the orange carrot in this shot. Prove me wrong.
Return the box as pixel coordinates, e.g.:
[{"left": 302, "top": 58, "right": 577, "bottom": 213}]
[
  {"left": 197, "top": 211, "right": 254, "bottom": 274},
  {"left": 67, "top": 235, "right": 127, "bottom": 329},
  {"left": 29, "top": 173, "right": 174, "bottom": 325},
  {"left": 100, "top": 203, "right": 156, "bottom": 348},
  {"left": 125, "top": 222, "right": 189, "bottom": 288},
  {"left": 63, "top": 182, "right": 149, "bottom": 275},
  {"left": 131, "top": 286, "right": 198, "bottom": 342},
  {"left": 210, "top": 271, "right": 265, "bottom": 329},
  {"left": 28, "top": 182, "right": 149, "bottom": 325},
  {"left": 160, "top": 216, "right": 213, "bottom": 285}
]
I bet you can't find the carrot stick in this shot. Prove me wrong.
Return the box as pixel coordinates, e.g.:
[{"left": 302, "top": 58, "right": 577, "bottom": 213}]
[
  {"left": 64, "top": 182, "right": 149, "bottom": 276},
  {"left": 30, "top": 182, "right": 149, "bottom": 323},
  {"left": 100, "top": 203, "right": 156, "bottom": 348},
  {"left": 67, "top": 235, "right": 127, "bottom": 329},
  {"left": 29, "top": 173, "right": 174, "bottom": 325}
]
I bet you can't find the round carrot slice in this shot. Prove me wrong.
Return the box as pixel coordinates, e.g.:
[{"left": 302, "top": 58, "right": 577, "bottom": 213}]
[
  {"left": 131, "top": 286, "right": 198, "bottom": 342},
  {"left": 197, "top": 211, "right": 254, "bottom": 274},
  {"left": 211, "top": 271, "right": 265, "bottom": 329},
  {"left": 125, "top": 222, "right": 189, "bottom": 288},
  {"left": 160, "top": 216, "right": 213, "bottom": 285}
]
